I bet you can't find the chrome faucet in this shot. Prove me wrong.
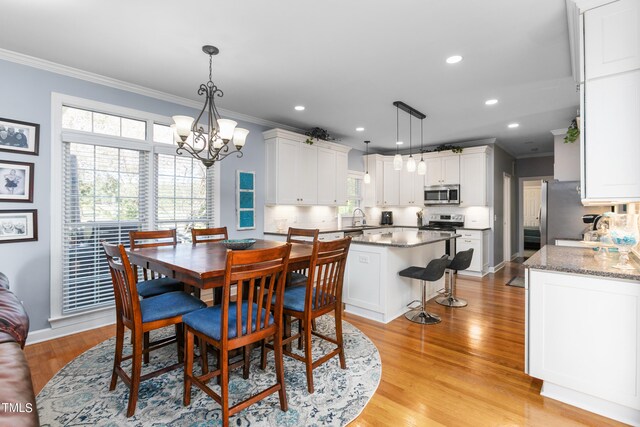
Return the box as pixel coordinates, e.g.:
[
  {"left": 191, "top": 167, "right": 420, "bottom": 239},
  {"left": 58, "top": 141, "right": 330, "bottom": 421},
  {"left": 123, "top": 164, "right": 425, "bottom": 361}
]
[{"left": 352, "top": 208, "right": 366, "bottom": 227}]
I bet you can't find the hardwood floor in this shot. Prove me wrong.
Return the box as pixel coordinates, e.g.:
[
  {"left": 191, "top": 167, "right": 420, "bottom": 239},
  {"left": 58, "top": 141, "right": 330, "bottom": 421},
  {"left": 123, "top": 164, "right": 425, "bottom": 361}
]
[{"left": 24, "top": 262, "right": 622, "bottom": 426}]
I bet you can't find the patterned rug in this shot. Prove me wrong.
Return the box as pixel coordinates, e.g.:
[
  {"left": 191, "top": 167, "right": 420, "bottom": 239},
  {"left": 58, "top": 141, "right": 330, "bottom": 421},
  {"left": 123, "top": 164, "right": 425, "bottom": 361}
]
[
  {"left": 506, "top": 276, "right": 525, "bottom": 288},
  {"left": 37, "top": 316, "right": 381, "bottom": 426}
]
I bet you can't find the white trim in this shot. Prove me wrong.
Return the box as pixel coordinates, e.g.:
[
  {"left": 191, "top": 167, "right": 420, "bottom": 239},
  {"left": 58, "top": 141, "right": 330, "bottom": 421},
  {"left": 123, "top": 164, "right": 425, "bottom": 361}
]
[
  {"left": 550, "top": 128, "right": 568, "bottom": 137},
  {"left": 517, "top": 176, "right": 553, "bottom": 255},
  {"left": 50, "top": 92, "right": 64, "bottom": 322},
  {"left": 28, "top": 309, "right": 116, "bottom": 345},
  {"left": 515, "top": 152, "right": 554, "bottom": 159},
  {"left": 0, "top": 48, "right": 302, "bottom": 133},
  {"left": 489, "top": 261, "right": 505, "bottom": 273}
]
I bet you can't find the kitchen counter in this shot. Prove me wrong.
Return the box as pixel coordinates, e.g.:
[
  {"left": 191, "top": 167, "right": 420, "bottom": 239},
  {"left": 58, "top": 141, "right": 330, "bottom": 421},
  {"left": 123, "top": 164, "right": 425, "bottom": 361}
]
[
  {"left": 264, "top": 225, "right": 419, "bottom": 236},
  {"left": 524, "top": 245, "right": 640, "bottom": 281},
  {"left": 351, "top": 230, "right": 459, "bottom": 248},
  {"left": 455, "top": 227, "right": 491, "bottom": 231}
]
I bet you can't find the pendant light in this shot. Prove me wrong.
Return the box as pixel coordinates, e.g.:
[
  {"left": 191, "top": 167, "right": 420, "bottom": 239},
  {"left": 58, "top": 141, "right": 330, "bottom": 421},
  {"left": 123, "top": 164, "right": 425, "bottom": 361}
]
[
  {"left": 406, "top": 113, "right": 416, "bottom": 172},
  {"left": 393, "top": 105, "right": 403, "bottom": 170},
  {"left": 363, "top": 140, "right": 371, "bottom": 184},
  {"left": 417, "top": 118, "right": 426, "bottom": 175}
]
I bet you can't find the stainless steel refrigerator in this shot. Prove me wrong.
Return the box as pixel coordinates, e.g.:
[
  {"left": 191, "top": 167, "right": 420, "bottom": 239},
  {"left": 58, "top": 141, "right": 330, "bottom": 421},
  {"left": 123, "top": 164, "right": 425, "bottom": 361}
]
[{"left": 540, "top": 180, "right": 609, "bottom": 245}]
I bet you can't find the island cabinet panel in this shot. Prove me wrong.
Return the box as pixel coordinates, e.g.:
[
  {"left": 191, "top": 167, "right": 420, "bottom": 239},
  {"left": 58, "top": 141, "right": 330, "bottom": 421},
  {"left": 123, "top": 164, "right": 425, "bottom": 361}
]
[{"left": 527, "top": 269, "right": 640, "bottom": 421}]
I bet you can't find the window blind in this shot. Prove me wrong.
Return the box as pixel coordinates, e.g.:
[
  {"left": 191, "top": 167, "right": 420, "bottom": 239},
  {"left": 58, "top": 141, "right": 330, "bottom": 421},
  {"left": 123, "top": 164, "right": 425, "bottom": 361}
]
[{"left": 62, "top": 141, "right": 149, "bottom": 314}]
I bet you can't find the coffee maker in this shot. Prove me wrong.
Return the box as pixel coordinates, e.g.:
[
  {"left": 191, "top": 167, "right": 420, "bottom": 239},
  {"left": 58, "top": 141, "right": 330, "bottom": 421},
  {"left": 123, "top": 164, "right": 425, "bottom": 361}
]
[{"left": 381, "top": 211, "right": 393, "bottom": 225}]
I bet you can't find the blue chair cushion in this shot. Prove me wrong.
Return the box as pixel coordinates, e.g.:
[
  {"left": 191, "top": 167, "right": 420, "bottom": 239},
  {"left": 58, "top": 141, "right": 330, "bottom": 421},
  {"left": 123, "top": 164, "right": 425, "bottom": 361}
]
[
  {"left": 287, "top": 272, "right": 308, "bottom": 287},
  {"left": 137, "top": 277, "right": 183, "bottom": 298},
  {"left": 140, "top": 291, "right": 207, "bottom": 323},
  {"left": 279, "top": 286, "right": 335, "bottom": 312},
  {"left": 182, "top": 301, "right": 274, "bottom": 341}
]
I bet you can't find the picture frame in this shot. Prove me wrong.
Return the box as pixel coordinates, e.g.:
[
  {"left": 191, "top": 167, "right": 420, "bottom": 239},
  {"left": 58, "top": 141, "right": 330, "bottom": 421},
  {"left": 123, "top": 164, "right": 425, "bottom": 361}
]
[
  {"left": 236, "top": 170, "right": 256, "bottom": 230},
  {"left": 0, "top": 161, "right": 34, "bottom": 202},
  {"left": 0, "top": 117, "right": 40, "bottom": 156},
  {"left": 0, "top": 210, "right": 38, "bottom": 243}
]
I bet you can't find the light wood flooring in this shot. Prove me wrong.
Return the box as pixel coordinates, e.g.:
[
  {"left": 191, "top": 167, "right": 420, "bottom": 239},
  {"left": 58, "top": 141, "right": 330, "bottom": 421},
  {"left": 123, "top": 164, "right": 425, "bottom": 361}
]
[{"left": 24, "top": 262, "right": 623, "bottom": 426}]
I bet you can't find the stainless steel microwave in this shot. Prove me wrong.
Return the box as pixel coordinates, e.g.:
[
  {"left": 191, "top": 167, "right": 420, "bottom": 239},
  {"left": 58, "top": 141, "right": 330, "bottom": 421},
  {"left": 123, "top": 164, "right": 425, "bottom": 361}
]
[{"left": 424, "top": 184, "right": 460, "bottom": 205}]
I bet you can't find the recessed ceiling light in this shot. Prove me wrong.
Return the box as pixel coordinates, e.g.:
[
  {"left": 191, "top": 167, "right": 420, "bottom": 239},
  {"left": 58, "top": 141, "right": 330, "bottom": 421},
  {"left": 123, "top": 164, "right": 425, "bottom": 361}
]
[
  {"left": 485, "top": 99, "right": 498, "bottom": 105},
  {"left": 508, "top": 123, "right": 519, "bottom": 128},
  {"left": 396, "top": 141, "right": 404, "bottom": 145},
  {"left": 446, "top": 55, "right": 463, "bottom": 64},
  {"left": 294, "top": 105, "right": 305, "bottom": 111},
  {"left": 356, "top": 127, "right": 365, "bottom": 132}
]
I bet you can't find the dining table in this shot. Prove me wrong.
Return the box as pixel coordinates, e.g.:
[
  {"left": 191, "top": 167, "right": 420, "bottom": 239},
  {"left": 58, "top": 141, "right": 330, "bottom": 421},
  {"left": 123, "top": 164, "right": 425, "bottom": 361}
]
[{"left": 126, "top": 238, "right": 313, "bottom": 291}]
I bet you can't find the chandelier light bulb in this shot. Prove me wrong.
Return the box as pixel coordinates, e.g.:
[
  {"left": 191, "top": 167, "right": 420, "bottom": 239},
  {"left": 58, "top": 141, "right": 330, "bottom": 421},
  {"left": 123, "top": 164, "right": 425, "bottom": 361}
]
[
  {"left": 393, "top": 154, "right": 403, "bottom": 170},
  {"left": 417, "top": 159, "right": 426, "bottom": 175},
  {"left": 232, "top": 128, "right": 249, "bottom": 149},
  {"left": 172, "top": 115, "right": 194, "bottom": 141},
  {"left": 406, "top": 156, "right": 416, "bottom": 172},
  {"left": 364, "top": 172, "right": 371, "bottom": 184},
  {"left": 217, "top": 119, "right": 238, "bottom": 141}
]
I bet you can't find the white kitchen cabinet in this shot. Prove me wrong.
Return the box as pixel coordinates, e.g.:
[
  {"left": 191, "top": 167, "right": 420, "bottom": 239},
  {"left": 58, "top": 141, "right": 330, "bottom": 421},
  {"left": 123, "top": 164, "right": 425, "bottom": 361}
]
[
  {"left": 266, "top": 231, "right": 344, "bottom": 242},
  {"left": 317, "top": 147, "right": 337, "bottom": 205},
  {"left": 455, "top": 229, "right": 489, "bottom": 276},
  {"left": 398, "top": 156, "right": 426, "bottom": 206},
  {"left": 264, "top": 128, "right": 351, "bottom": 206},
  {"left": 425, "top": 155, "right": 459, "bottom": 186},
  {"left": 459, "top": 150, "right": 488, "bottom": 207},
  {"left": 579, "top": 0, "right": 640, "bottom": 203},
  {"left": 382, "top": 159, "right": 400, "bottom": 206},
  {"left": 584, "top": 0, "right": 640, "bottom": 80},
  {"left": 527, "top": 268, "right": 640, "bottom": 424},
  {"left": 363, "top": 155, "right": 384, "bottom": 207}
]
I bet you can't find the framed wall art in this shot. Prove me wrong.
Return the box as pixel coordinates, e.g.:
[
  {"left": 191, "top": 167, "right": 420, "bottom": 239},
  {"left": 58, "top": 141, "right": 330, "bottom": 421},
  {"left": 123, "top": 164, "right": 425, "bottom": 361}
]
[
  {"left": 0, "top": 160, "right": 34, "bottom": 202},
  {"left": 0, "top": 117, "right": 40, "bottom": 155},
  {"left": 236, "top": 170, "right": 255, "bottom": 230},
  {"left": 0, "top": 210, "right": 38, "bottom": 243}
]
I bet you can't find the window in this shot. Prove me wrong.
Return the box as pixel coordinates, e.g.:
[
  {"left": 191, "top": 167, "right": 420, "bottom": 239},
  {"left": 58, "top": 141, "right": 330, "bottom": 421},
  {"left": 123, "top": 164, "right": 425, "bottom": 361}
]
[
  {"left": 339, "top": 172, "right": 364, "bottom": 215},
  {"left": 53, "top": 96, "right": 219, "bottom": 317}
]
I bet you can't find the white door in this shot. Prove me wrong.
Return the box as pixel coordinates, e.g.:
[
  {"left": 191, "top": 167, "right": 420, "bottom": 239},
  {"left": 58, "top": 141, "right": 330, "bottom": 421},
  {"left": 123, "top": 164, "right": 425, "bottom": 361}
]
[
  {"left": 335, "top": 151, "right": 348, "bottom": 206},
  {"left": 316, "top": 147, "right": 336, "bottom": 205},
  {"left": 298, "top": 143, "right": 318, "bottom": 205},
  {"left": 414, "top": 172, "right": 425, "bottom": 206},
  {"left": 442, "top": 155, "right": 460, "bottom": 185},
  {"left": 277, "top": 138, "right": 301, "bottom": 205},
  {"left": 523, "top": 186, "right": 542, "bottom": 227},
  {"left": 503, "top": 173, "right": 512, "bottom": 262},
  {"left": 460, "top": 152, "right": 486, "bottom": 206},
  {"left": 425, "top": 157, "right": 442, "bottom": 186},
  {"left": 382, "top": 160, "right": 400, "bottom": 206},
  {"left": 398, "top": 159, "right": 414, "bottom": 205}
]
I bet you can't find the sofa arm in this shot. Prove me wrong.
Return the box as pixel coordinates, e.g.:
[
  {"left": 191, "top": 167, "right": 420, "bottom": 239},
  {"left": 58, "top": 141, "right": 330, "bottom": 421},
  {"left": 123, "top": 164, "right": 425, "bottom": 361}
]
[
  {"left": 0, "top": 287, "right": 29, "bottom": 348},
  {"left": 0, "top": 342, "right": 39, "bottom": 426}
]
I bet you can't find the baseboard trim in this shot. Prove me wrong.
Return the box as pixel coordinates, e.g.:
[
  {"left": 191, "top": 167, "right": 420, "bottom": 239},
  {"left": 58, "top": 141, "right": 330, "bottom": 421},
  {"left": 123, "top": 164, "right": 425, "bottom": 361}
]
[
  {"left": 489, "top": 261, "right": 505, "bottom": 273},
  {"left": 27, "top": 315, "right": 115, "bottom": 345}
]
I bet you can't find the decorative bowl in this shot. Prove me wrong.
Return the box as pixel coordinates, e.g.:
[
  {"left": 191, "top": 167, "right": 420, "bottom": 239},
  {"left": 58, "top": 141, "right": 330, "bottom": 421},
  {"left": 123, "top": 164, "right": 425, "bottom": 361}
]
[{"left": 220, "top": 239, "right": 256, "bottom": 250}]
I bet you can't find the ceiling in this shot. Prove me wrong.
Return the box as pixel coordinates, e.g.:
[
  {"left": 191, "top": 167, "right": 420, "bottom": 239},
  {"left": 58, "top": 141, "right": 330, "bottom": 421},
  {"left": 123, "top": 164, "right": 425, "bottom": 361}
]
[{"left": 0, "top": 0, "right": 578, "bottom": 157}]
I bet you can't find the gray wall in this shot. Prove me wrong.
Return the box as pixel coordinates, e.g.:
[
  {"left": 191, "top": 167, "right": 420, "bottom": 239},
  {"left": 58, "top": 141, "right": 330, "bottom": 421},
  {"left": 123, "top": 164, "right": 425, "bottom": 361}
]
[
  {"left": 516, "top": 155, "right": 554, "bottom": 178},
  {"left": 348, "top": 148, "right": 365, "bottom": 172},
  {"left": 492, "top": 145, "right": 518, "bottom": 265},
  {"left": 0, "top": 58, "right": 268, "bottom": 331}
]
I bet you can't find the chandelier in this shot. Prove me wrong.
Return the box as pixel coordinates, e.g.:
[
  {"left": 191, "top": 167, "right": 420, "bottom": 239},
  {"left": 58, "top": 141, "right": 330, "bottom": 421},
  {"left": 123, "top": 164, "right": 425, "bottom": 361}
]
[
  {"left": 392, "top": 101, "right": 426, "bottom": 173},
  {"left": 172, "top": 45, "right": 249, "bottom": 168}
]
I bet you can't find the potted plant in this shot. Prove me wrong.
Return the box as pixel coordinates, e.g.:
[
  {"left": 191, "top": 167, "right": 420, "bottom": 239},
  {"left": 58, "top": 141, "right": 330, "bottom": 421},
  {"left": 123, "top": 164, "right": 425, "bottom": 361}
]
[
  {"left": 304, "top": 127, "right": 332, "bottom": 145},
  {"left": 564, "top": 118, "right": 580, "bottom": 143}
]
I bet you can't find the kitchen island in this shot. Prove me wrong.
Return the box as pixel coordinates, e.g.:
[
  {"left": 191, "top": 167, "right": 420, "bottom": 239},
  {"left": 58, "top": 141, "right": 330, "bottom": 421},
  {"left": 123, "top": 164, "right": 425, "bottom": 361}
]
[
  {"left": 524, "top": 246, "right": 640, "bottom": 425},
  {"left": 343, "top": 230, "right": 458, "bottom": 323}
]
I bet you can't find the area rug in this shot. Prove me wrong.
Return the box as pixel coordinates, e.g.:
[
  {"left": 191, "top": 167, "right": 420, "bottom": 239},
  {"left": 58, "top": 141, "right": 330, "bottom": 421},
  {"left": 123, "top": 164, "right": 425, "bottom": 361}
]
[
  {"left": 506, "top": 276, "right": 525, "bottom": 288},
  {"left": 37, "top": 315, "right": 381, "bottom": 426}
]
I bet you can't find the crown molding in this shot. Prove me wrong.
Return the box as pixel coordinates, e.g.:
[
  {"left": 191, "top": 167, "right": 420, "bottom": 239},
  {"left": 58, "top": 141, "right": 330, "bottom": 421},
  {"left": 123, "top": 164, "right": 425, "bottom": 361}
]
[
  {"left": 0, "top": 48, "right": 302, "bottom": 132},
  {"left": 515, "top": 152, "right": 554, "bottom": 159},
  {"left": 550, "top": 128, "right": 568, "bottom": 136}
]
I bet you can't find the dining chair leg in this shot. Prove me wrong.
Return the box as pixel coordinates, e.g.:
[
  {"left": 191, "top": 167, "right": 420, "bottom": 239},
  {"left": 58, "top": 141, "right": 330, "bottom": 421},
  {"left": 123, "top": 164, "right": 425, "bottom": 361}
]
[
  {"left": 220, "top": 343, "right": 230, "bottom": 427},
  {"left": 175, "top": 324, "right": 184, "bottom": 363},
  {"left": 183, "top": 329, "right": 194, "bottom": 406},
  {"left": 335, "top": 309, "right": 347, "bottom": 370},
  {"left": 297, "top": 320, "right": 303, "bottom": 350},
  {"left": 127, "top": 331, "right": 143, "bottom": 417},
  {"left": 273, "top": 329, "right": 288, "bottom": 411},
  {"left": 242, "top": 344, "right": 251, "bottom": 379},
  {"left": 260, "top": 338, "right": 268, "bottom": 370},
  {"left": 304, "top": 317, "right": 314, "bottom": 394},
  {"left": 199, "top": 339, "right": 209, "bottom": 375},
  {"left": 284, "top": 315, "right": 292, "bottom": 352},
  {"left": 110, "top": 321, "right": 124, "bottom": 391},
  {"left": 143, "top": 331, "right": 150, "bottom": 364}
]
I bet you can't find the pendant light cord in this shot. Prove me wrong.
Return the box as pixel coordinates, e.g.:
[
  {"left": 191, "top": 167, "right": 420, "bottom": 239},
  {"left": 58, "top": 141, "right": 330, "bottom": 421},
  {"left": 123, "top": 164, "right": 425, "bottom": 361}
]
[
  {"left": 396, "top": 106, "right": 399, "bottom": 154},
  {"left": 409, "top": 113, "right": 412, "bottom": 158},
  {"left": 420, "top": 119, "right": 424, "bottom": 160}
]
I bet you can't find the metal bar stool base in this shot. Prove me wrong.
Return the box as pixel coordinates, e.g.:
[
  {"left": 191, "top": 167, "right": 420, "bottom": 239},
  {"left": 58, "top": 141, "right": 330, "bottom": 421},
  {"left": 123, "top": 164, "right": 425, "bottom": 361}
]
[
  {"left": 435, "top": 296, "right": 468, "bottom": 308},
  {"left": 405, "top": 309, "right": 441, "bottom": 325}
]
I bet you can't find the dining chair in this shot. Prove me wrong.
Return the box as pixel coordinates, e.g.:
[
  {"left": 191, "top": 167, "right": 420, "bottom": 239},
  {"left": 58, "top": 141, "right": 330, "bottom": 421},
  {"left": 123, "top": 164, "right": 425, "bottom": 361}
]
[
  {"left": 191, "top": 226, "right": 228, "bottom": 244},
  {"left": 128, "top": 229, "right": 184, "bottom": 298},
  {"left": 261, "top": 236, "right": 351, "bottom": 393},
  {"left": 182, "top": 244, "right": 291, "bottom": 427},
  {"left": 102, "top": 242, "right": 206, "bottom": 417},
  {"left": 286, "top": 227, "right": 319, "bottom": 286}
]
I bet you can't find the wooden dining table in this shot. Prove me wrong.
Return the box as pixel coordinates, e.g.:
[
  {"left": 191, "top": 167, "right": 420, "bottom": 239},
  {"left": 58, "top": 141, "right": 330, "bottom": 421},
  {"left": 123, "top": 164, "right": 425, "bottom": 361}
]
[{"left": 126, "top": 239, "right": 313, "bottom": 291}]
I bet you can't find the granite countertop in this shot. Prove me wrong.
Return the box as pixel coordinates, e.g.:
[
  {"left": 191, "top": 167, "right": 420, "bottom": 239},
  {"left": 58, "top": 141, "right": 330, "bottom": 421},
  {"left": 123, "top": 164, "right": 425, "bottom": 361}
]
[
  {"left": 456, "top": 227, "right": 491, "bottom": 231},
  {"left": 524, "top": 245, "right": 640, "bottom": 281},
  {"left": 350, "top": 230, "right": 459, "bottom": 248},
  {"left": 264, "top": 225, "right": 419, "bottom": 236}
]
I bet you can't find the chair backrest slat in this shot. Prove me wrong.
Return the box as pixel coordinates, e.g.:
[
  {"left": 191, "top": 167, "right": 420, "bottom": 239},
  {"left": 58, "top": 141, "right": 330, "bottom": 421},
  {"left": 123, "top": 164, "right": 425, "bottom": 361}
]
[
  {"left": 129, "top": 229, "right": 178, "bottom": 280},
  {"left": 307, "top": 237, "right": 351, "bottom": 312},
  {"left": 191, "top": 227, "right": 228, "bottom": 244},
  {"left": 220, "top": 244, "right": 291, "bottom": 342},
  {"left": 286, "top": 227, "right": 319, "bottom": 245},
  {"left": 102, "top": 242, "right": 142, "bottom": 326}
]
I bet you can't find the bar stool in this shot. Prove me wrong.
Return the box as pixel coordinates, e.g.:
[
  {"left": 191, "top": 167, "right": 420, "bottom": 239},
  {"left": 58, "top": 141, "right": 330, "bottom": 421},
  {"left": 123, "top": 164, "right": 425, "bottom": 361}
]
[
  {"left": 399, "top": 255, "right": 449, "bottom": 325},
  {"left": 435, "top": 248, "right": 474, "bottom": 308}
]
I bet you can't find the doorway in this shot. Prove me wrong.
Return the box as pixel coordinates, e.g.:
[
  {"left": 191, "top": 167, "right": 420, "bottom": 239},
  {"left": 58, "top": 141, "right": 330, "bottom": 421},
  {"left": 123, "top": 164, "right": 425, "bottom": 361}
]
[
  {"left": 518, "top": 176, "right": 552, "bottom": 258},
  {"left": 503, "top": 173, "right": 512, "bottom": 262}
]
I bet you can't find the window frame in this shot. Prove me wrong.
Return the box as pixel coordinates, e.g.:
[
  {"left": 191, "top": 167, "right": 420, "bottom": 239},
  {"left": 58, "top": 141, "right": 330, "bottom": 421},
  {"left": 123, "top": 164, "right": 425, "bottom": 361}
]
[
  {"left": 339, "top": 170, "right": 365, "bottom": 217},
  {"left": 50, "top": 93, "right": 220, "bottom": 326}
]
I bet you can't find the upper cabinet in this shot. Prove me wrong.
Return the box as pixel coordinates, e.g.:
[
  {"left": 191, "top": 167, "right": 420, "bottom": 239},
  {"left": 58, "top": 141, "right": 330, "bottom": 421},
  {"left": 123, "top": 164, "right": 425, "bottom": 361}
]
[
  {"left": 425, "top": 155, "right": 459, "bottom": 186},
  {"left": 363, "top": 155, "right": 384, "bottom": 207},
  {"left": 460, "top": 148, "right": 489, "bottom": 207},
  {"left": 264, "top": 129, "right": 350, "bottom": 206},
  {"left": 578, "top": 0, "right": 640, "bottom": 203},
  {"left": 382, "top": 159, "right": 400, "bottom": 206}
]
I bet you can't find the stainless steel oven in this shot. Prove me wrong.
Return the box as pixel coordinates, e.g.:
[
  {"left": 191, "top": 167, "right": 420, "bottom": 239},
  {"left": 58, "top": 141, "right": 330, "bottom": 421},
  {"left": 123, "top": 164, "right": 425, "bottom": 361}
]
[{"left": 424, "top": 184, "right": 460, "bottom": 205}]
